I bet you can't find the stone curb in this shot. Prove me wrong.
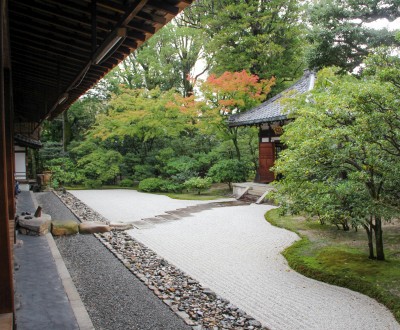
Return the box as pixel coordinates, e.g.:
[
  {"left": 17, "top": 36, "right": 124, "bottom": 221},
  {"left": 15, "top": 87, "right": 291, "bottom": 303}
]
[{"left": 31, "top": 192, "right": 95, "bottom": 330}]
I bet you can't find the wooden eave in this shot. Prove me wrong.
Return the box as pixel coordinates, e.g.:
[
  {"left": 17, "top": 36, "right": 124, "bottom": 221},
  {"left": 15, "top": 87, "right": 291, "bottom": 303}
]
[{"left": 9, "top": 0, "right": 193, "bottom": 128}]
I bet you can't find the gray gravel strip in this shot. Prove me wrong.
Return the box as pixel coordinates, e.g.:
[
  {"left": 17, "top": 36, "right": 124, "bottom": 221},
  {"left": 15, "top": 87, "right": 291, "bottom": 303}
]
[{"left": 37, "top": 192, "right": 190, "bottom": 330}]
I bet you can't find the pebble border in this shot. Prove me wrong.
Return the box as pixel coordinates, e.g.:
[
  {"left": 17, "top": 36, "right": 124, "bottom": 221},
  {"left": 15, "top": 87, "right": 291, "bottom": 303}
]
[{"left": 54, "top": 190, "right": 268, "bottom": 330}]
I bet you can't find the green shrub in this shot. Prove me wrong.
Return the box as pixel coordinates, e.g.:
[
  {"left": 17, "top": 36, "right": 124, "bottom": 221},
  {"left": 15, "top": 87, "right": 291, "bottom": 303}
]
[
  {"left": 163, "top": 156, "right": 200, "bottom": 182},
  {"left": 138, "top": 178, "right": 182, "bottom": 193},
  {"left": 84, "top": 179, "right": 102, "bottom": 189},
  {"left": 184, "top": 177, "right": 212, "bottom": 195},
  {"left": 133, "top": 164, "right": 156, "bottom": 181},
  {"left": 161, "top": 181, "right": 183, "bottom": 193},
  {"left": 119, "top": 178, "right": 134, "bottom": 187},
  {"left": 208, "top": 159, "right": 250, "bottom": 189}
]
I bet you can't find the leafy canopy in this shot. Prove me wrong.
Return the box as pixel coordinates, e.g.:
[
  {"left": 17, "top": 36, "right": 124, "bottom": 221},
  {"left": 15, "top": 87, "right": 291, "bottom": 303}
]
[{"left": 274, "top": 57, "right": 400, "bottom": 260}]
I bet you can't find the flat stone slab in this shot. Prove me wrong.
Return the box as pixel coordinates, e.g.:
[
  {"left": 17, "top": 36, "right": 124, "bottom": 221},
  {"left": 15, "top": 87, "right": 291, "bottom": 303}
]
[
  {"left": 109, "top": 222, "right": 134, "bottom": 231},
  {"left": 130, "top": 221, "right": 154, "bottom": 229},
  {"left": 143, "top": 217, "right": 169, "bottom": 224},
  {"left": 79, "top": 222, "right": 111, "bottom": 234},
  {"left": 156, "top": 214, "right": 181, "bottom": 220},
  {"left": 18, "top": 214, "right": 52, "bottom": 236},
  {"left": 52, "top": 220, "right": 79, "bottom": 236}
]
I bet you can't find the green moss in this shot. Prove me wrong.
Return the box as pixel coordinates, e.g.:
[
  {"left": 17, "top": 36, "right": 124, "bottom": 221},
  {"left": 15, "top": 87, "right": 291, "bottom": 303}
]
[{"left": 265, "top": 208, "right": 400, "bottom": 323}]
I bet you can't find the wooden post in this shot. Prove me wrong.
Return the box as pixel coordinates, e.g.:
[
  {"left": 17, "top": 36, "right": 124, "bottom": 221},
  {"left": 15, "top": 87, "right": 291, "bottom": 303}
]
[
  {"left": 0, "top": 0, "right": 15, "bottom": 316},
  {"left": 5, "top": 69, "right": 14, "bottom": 221}
]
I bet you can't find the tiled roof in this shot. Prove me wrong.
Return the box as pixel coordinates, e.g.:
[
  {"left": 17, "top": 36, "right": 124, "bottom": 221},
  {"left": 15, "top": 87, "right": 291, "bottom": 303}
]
[
  {"left": 228, "top": 70, "right": 316, "bottom": 127},
  {"left": 14, "top": 134, "right": 43, "bottom": 149}
]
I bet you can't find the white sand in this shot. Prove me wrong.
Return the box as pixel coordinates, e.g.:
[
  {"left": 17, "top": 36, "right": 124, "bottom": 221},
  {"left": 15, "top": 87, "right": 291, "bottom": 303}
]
[{"left": 71, "top": 190, "right": 400, "bottom": 330}]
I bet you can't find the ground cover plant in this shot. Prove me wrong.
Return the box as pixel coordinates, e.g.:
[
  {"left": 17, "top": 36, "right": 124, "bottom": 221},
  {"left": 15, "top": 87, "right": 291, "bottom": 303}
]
[{"left": 265, "top": 208, "right": 400, "bottom": 322}]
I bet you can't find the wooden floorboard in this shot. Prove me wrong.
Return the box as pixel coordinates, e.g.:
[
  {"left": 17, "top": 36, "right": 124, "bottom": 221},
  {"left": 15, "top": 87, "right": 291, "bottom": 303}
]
[{"left": 0, "top": 313, "right": 13, "bottom": 330}]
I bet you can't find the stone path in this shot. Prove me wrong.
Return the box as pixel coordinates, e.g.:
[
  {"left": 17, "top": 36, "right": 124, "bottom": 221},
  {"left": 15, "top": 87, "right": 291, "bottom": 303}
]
[
  {"left": 72, "top": 190, "right": 400, "bottom": 330},
  {"left": 15, "top": 192, "right": 80, "bottom": 330}
]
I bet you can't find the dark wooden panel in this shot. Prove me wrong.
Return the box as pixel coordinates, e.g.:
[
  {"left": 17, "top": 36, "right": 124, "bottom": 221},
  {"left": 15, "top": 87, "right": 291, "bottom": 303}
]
[{"left": 258, "top": 142, "right": 275, "bottom": 183}]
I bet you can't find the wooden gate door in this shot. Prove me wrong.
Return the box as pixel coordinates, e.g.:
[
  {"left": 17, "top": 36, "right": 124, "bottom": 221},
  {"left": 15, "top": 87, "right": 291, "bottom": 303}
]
[{"left": 258, "top": 142, "right": 275, "bottom": 183}]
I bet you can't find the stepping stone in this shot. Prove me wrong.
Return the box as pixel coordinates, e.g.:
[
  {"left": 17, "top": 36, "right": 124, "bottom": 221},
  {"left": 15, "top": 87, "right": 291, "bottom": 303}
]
[
  {"left": 130, "top": 221, "right": 154, "bottom": 229},
  {"left": 109, "top": 222, "right": 134, "bottom": 231},
  {"left": 79, "top": 222, "right": 111, "bottom": 234},
  {"left": 143, "top": 217, "right": 169, "bottom": 224},
  {"left": 51, "top": 220, "right": 79, "bottom": 236},
  {"left": 165, "top": 211, "right": 192, "bottom": 218},
  {"left": 157, "top": 213, "right": 181, "bottom": 220}
]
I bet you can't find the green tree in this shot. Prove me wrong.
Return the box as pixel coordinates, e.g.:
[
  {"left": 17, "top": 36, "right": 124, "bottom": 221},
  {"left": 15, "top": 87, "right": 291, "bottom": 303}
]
[
  {"left": 184, "top": 177, "right": 212, "bottom": 195},
  {"left": 208, "top": 159, "right": 250, "bottom": 189},
  {"left": 77, "top": 149, "right": 122, "bottom": 187},
  {"left": 187, "top": 0, "right": 307, "bottom": 91},
  {"left": 274, "top": 64, "right": 400, "bottom": 261},
  {"left": 306, "top": 0, "right": 400, "bottom": 72},
  {"left": 111, "top": 20, "right": 205, "bottom": 96}
]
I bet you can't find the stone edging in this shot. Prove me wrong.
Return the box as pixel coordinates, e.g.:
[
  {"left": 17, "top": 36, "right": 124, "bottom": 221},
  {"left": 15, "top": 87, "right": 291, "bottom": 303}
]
[{"left": 54, "top": 190, "right": 267, "bottom": 330}]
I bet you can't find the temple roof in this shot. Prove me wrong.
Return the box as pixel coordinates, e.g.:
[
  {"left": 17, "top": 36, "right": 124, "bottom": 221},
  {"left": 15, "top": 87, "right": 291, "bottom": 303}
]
[{"left": 228, "top": 70, "right": 316, "bottom": 127}]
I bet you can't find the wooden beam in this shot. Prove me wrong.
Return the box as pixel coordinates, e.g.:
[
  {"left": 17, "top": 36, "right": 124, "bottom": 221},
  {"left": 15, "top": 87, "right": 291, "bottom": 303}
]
[
  {"left": 9, "top": 8, "right": 94, "bottom": 39},
  {"left": 118, "top": 0, "right": 149, "bottom": 27},
  {"left": 10, "top": 41, "right": 89, "bottom": 63},
  {"left": 136, "top": 11, "right": 166, "bottom": 25},
  {"left": 147, "top": 0, "right": 180, "bottom": 15},
  {"left": 10, "top": 29, "right": 92, "bottom": 57}
]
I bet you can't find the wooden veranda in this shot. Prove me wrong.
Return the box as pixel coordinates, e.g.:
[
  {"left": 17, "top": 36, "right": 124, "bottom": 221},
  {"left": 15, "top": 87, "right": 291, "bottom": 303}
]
[{"left": 0, "top": 1, "right": 193, "bottom": 328}]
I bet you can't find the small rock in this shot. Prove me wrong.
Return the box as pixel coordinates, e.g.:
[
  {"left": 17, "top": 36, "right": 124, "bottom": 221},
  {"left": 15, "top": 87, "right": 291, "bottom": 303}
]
[{"left": 248, "top": 319, "right": 262, "bottom": 327}]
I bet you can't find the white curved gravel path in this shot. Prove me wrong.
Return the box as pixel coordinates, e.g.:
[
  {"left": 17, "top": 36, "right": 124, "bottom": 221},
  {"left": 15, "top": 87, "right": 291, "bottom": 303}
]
[
  {"left": 70, "top": 189, "right": 234, "bottom": 223},
  {"left": 71, "top": 190, "right": 400, "bottom": 330}
]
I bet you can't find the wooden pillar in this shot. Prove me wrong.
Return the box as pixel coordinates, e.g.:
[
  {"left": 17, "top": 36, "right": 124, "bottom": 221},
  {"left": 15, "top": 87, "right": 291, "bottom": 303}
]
[
  {"left": 0, "top": 0, "right": 15, "bottom": 316},
  {"left": 5, "top": 69, "right": 14, "bottom": 220}
]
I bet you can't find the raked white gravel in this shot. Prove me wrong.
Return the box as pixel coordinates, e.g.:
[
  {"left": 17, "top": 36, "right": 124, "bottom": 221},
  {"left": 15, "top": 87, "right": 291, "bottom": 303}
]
[
  {"left": 72, "top": 190, "right": 400, "bottom": 330},
  {"left": 70, "top": 189, "right": 234, "bottom": 223}
]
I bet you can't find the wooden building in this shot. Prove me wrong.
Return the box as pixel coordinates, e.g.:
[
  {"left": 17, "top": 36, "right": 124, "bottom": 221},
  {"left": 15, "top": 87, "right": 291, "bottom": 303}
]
[
  {"left": 228, "top": 70, "right": 316, "bottom": 183},
  {"left": 0, "top": 1, "right": 193, "bottom": 328}
]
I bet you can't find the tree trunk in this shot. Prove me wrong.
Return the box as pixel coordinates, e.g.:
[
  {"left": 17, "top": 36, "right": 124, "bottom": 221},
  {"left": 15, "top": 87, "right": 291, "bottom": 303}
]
[
  {"left": 363, "top": 221, "right": 375, "bottom": 259},
  {"left": 374, "top": 216, "right": 385, "bottom": 261},
  {"left": 62, "top": 110, "right": 71, "bottom": 152},
  {"left": 229, "top": 127, "right": 241, "bottom": 160}
]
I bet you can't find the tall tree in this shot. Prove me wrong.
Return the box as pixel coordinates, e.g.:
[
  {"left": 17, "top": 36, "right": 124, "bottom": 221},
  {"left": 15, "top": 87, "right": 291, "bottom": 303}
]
[
  {"left": 306, "top": 0, "right": 400, "bottom": 72},
  {"left": 274, "top": 62, "right": 400, "bottom": 261},
  {"left": 186, "top": 0, "right": 307, "bottom": 91},
  {"left": 110, "top": 20, "right": 205, "bottom": 96}
]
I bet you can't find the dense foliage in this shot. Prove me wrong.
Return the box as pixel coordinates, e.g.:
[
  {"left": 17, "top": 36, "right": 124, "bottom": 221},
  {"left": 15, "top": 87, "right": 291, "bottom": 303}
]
[
  {"left": 306, "top": 0, "right": 400, "bottom": 72},
  {"left": 274, "top": 53, "right": 400, "bottom": 260}
]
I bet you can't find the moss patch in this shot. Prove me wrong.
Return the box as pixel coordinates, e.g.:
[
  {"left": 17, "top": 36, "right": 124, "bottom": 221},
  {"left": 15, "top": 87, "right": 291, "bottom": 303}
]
[{"left": 265, "top": 208, "right": 400, "bottom": 323}]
